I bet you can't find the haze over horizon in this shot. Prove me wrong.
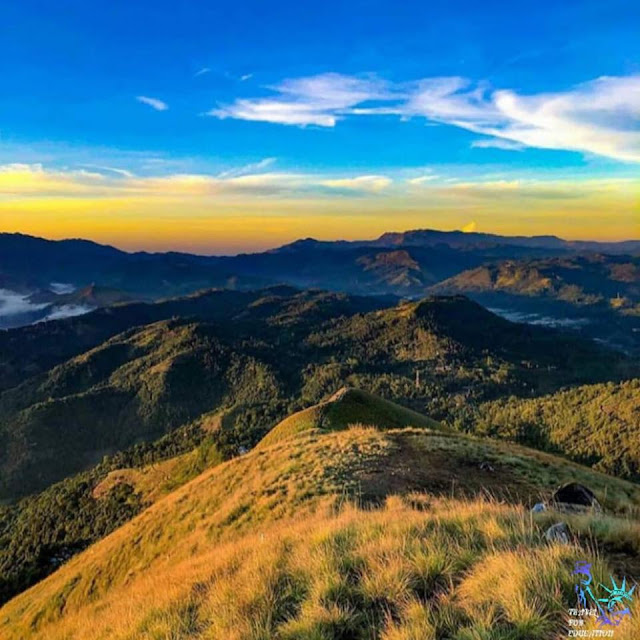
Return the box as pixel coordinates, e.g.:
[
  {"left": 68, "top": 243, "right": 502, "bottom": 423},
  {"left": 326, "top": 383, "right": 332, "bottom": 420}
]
[
  {"left": 4, "top": 224, "right": 640, "bottom": 257},
  {"left": 0, "top": 0, "right": 638, "bottom": 252}
]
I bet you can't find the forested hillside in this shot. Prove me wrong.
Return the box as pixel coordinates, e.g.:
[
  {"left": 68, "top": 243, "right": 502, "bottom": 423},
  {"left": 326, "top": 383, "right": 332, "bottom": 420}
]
[
  {"left": 431, "top": 254, "right": 640, "bottom": 312},
  {"left": 469, "top": 379, "right": 640, "bottom": 479},
  {"left": 0, "top": 291, "right": 624, "bottom": 501}
]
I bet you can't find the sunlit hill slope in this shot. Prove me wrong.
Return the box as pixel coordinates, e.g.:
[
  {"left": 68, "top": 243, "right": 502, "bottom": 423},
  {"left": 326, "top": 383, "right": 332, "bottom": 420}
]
[{"left": 2, "top": 391, "right": 640, "bottom": 640}]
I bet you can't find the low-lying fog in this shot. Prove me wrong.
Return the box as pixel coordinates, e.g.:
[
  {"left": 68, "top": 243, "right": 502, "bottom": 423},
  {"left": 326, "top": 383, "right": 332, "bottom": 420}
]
[
  {"left": 0, "top": 286, "right": 93, "bottom": 329},
  {"left": 0, "top": 288, "right": 49, "bottom": 316},
  {"left": 488, "top": 307, "right": 590, "bottom": 328}
]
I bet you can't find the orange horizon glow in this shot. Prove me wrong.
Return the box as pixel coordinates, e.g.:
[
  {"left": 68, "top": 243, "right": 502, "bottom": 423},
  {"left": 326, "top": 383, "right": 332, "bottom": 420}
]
[
  {"left": 1, "top": 205, "right": 638, "bottom": 255},
  {"left": 0, "top": 165, "right": 637, "bottom": 254}
]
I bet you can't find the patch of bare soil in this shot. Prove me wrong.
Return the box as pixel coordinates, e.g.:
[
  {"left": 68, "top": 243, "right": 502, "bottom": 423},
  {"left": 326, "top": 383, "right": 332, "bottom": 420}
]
[{"left": 356, "top": 432, "right": 540, "bottom": 506}]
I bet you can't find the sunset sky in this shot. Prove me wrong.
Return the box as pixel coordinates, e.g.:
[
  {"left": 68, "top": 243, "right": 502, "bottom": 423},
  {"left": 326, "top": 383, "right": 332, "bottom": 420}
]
[{"left": 0, "top": 0, "right": 638, "bottom": 254}]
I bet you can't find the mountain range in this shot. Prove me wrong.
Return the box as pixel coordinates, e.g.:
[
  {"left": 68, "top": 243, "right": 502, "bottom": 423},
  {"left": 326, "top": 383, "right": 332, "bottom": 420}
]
[
  {"left": 2, "top": 228, "right": 639, "bottom": 299},
  {"left": 2, "top": 288, "right": 626, "bottom": 502},
  {"left": 2, "top": 229, "right": 638, "bottom": 352}
]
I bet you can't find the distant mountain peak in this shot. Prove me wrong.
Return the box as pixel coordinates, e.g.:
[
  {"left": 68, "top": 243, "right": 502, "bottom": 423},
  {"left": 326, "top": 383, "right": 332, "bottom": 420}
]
[
  {"left": 273, "top": 237, "right": 321, "bottom": 252},
  {"left": 374, "top": 228, "right": 568, "bottom": 249}
]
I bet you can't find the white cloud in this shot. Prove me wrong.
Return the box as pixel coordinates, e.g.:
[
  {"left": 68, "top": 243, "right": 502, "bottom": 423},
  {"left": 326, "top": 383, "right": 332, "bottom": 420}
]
[
  {"left": 436, "top": 178, "right": 640, "bottom": 201},
  {"left": 80, "top": 164, "right": 135, "bottom": 177},
  {"left": 398, "top": 75, "right": 640, "bottom": 162},
  {"left": 209, "top": 72, "right": 394, "bottom": 127},
  {"left": 136, "top": 96, "right": 169, "bottom": 111},
  {"left": 240, "top": 73, "right": 253, "bottom": 82},
  {"left": 0, "top": 289, "right": 48, "bottom": 318},
  {"left": 216, "top": 157, "right": 276, "bottom": 179},
  {"left": 402, "top": 77, "right": 498, "bottom": 125},
  {"left": 220, "top": 172, "right": 309, "bottom": 195},
  {"left": 194, "top": 67, "right": 211, "bottom": 77},
  {"left": 321, "top": 175, "right": 392, "bottom": 192},
  {"left": 406, "top": 175, "right": 439, "bottom": 185},
  {"left": 471, "top": 138, "right": 525, "bottom": 151},
  {"left": 49, "top": 282, "right": 76, "bottom": 294},
  {"left": 208, "top": 72, "right": 640, "bottom": 162},
  {"left": 0, "top": 163, "right": 109, "bottom": 195},
  {"left": 39, "top": 304, "right": 94, "bottom": 322},
  {"left": 463, "top": 75, "right": 640, "bottom": 162},
  {"left": 0, "top": 161, "right": 397, "bottom": 201}
]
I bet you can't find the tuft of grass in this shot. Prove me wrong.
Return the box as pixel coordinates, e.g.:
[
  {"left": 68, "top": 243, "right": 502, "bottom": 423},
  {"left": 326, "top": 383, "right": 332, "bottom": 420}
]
[{"left": 457, "top": 545, "right": 605, "bottom": 637}]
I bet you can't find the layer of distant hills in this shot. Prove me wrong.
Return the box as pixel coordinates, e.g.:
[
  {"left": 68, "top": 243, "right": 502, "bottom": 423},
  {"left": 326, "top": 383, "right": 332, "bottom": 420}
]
[{"left": 2, "top": 229, "right": 639, "bottom": 351}]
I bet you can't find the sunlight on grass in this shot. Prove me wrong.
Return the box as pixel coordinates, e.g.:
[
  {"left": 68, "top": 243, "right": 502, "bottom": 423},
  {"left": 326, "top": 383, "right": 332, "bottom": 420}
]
[{"left": 2, "top": 427, "right": 640, "bottom": 639}]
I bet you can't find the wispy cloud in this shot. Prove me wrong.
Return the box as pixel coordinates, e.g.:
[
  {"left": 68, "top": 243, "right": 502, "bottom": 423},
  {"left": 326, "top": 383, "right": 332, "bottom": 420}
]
[
  {"left": 429, "top": 75, "right": 640, "bottom": 163},
  {"left": 0, "top": 163, "right": 108, "bottom": 195},
  {"left": 80, "top": 164, "right": 135, "bottom": 178},
  {"left": 216, "top": 157, "right": 276, "bottom": 179},
  {"left": 240, "top": 73, "right": 253, "bottom": 82},
  {"left": 2, "top": 163, "right": 637, "bottom": 208},
  {"left": 471, "top": 138, "right": 524, "bottom": 151},
  {"left": 406, "top": 174, "right": 439, "bottom": 185},
  {"left": 0, "top": 162, "right": 393, "bottom": 199},
  {"left": 39, "top": 304, "right": 94, "bottom": 322},
  {"left": 208, "top": 72, "right": 640, "bottom": 162},
  {"left": 0, "top": 289, "right": 47, "bottom": 318},
  {"left": 194, "top": 67, "right": 211, "bottom": 77},
  {"left": 209, "top": 73, "right": 394, "bottom": 127},
  {"left": 436, "top": 178, "right": 640, "bottom": 201},
  {"left": 320, "top": 175, "right": 392, "bottom": 193},
  {"left": 136, "top": 96, "right": 169, "bottom": 111}
]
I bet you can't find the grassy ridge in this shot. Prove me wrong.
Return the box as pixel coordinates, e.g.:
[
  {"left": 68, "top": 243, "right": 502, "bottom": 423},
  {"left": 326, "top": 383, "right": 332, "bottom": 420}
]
[
  {"left": 0, "top": 417, "right": 220, "bottom": 605},
  {"left": 0, "top": 389, "right": 439, "bottom": 605},
  {"left": 3, "top": 418, "right": 640, "bottom": 639}
]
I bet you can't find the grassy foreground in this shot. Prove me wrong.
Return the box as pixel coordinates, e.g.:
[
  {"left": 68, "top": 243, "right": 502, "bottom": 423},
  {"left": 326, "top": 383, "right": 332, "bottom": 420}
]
[{"left": 2, "top": 419, "right": 640, "bottom": 638}]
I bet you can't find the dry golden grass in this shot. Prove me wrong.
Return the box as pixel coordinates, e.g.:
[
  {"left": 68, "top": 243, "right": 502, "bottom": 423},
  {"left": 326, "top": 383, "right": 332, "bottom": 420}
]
[
  {"left": 4, "top": 498, "right": 634, "bottom": 640},
  {"left": 2, "top": 426, "right": 640, "bottom": 639}
]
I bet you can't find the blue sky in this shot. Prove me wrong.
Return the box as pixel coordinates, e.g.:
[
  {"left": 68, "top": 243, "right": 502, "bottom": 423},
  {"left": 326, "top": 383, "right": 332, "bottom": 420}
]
[{"left": 0, "top": 0, "right": 638, "bottom": 251}]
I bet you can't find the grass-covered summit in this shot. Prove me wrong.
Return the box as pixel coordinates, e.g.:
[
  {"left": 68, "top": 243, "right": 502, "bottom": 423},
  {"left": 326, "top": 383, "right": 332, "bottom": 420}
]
[{"left": 258, "top": 387, "right": 440, "bottom": 449}]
